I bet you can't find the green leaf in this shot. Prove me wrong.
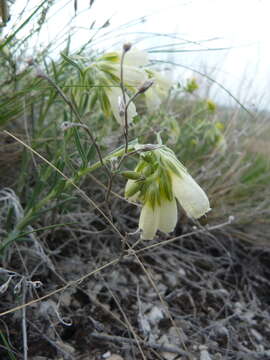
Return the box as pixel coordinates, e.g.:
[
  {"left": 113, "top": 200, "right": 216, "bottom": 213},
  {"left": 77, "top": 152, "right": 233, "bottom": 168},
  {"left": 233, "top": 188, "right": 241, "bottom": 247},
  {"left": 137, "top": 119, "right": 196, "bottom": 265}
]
[
  {"left": 73, "top": 127, "right": 88, "bottom": 167},
  {"left": 86, "top": 143, "right": 96, "bottom": 162},
  {"left": 99, "top": 88, "right": 111, "bottom": 117},
  {"left": 121, "top": 171, "right": 143, "bottom": 180},
  {"left": 0, "top": 0, "right": 48, "bottom": 51},
  {"left": 61, "top": 52, "right": 84, "bottom": 77},
  {"left": 125, "top": 181, "right": 141, "bottom": 198}
]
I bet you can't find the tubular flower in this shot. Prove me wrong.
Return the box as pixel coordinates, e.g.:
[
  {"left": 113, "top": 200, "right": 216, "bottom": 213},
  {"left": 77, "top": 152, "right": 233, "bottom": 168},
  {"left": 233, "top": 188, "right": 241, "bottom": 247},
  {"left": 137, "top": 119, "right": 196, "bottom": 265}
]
[
  {"left": 104, "top": 87, "right": 137, "bottom": 124},
  {"left": 123, "top": 48, "right": 149, "bottom": 67},
  {"left": 144, "top": 70, "right": 173, "bottom": 112},
  {"left": 110, "top": 63, "right": 147, "bottom": 87},
  {"left": 94, "top": 48, "right": 150, "bottom": 125},
  {"left": 125, "top": 145, "right": 211, "bottom": 240},
  {"left": 98, "top": 49, "right": 149, "bottom": 86}
]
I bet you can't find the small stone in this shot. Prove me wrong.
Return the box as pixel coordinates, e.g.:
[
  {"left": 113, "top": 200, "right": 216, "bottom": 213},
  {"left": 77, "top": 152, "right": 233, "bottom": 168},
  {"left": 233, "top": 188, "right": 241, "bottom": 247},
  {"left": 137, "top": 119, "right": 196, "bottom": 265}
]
[
  {"left": 102, "top": 351, "right": 111, "bottom": 359},
  {"left": 250, "top": 328, "right": 263, "bottom": 342},
  {"left": 147, "top": 306, "right": 164, "bottom": 325},
  {"left": 107, "top": 355, "right": 124, "bottom": 360}
]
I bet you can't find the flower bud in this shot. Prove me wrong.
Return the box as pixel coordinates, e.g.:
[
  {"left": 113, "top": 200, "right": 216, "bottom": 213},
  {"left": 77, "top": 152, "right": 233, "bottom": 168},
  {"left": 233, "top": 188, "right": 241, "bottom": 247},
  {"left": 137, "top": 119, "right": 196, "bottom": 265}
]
[
  {"left": 123, "top": 42, "right": 132, "bottom": 52},
  {"left": 142, "top": 165, "right": 155, "bottom": 177},
  {"left": 0, "top": 282, "right": 9, "bottom": 294},
  {"left": 124, "top": 144, "right": 211, "bottom": 240},
  {"left": 118, "top": 96, "right": 125, "bottom": 118},
  {"left": 125, "top": 181, "right": 141, "bottom": 199},
  {"left": 138, "top": 80, "right": 154, "bottom": 94},
  {"left": 121, "top": 171, "right": 143, "bottom": 180}
]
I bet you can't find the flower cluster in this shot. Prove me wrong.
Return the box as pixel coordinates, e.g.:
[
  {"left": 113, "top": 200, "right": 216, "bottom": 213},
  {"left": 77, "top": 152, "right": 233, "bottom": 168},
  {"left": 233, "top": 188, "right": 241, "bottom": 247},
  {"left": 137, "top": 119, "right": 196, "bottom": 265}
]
[
  {"left": 125, "top": 145, "right": 211, "bottom": 240},
  {"left": 94, "top": 48, "right": 172, "bottom": 124}
]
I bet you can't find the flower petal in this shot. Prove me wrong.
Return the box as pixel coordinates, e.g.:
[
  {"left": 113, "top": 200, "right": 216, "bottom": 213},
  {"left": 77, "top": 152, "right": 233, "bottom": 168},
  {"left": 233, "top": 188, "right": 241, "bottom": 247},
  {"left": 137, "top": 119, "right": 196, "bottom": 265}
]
[
  {"left": 154, "top": 71, "right": 173, "bottom": 93},
  {"left": 145, "top": 87, "right": 161, "bottom": 112},
  {"left": 125, "top": 179, "right": 140, "bottom": 202},
  {"left": 124, "top": 49, "right": 149, "bottom": 67},
  {"left": 123, "top": 65, "right": 148, "bottom": 86},
  {"left": 158, "top": 198, "right": 177, "bottom": 233},
  {"left": 139, "top": 202, "right": 160, "bottom": 240},
  {"left": 172, "top": 173, "right": 211, "bottom": 219},
  {"left": 110, "top": 63, "right": 147, "bottom": 86},
  {"left": 105, "top": 87, "right": 137, "bottom": 124}
]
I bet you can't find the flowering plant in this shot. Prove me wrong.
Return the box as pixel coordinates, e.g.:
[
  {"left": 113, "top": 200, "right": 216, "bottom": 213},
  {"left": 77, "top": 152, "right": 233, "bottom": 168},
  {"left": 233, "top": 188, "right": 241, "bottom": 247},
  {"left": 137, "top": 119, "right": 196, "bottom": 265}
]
[
  {"left": 125, "top": 145, "right": 211, "bottom": 240},
  {"left": 91, "top": 48, "right": 172, "bottom": 124},
  {"left": 32, "top": 43, "right": 211, "bottom": 244}
]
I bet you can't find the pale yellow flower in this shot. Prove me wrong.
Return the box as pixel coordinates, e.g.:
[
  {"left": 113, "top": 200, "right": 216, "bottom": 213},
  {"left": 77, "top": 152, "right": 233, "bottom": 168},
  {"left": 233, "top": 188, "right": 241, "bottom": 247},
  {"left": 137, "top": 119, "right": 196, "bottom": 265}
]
[
  {"left": 144, "top": 87, "right": 162, "bottom": 111},
  {"left": 105, "top": 87, "right": 137, "bottom": 124},
  {"left": 144, "top": 71, "right": 173, "bottom": 112},
  {"left": 171, "top": 171, "right": 210, "bottom": 219},
  {"left": 125, "top": 145, "right": 211, "bottom": 240},
  {"left": 139, "top": 199, "right": 177, "bottom": 240},
  {"left": 109, "top": 63, "right": 147, "bottom": 87},
  {"left": 123, "top": 48, "right": 149, "bottom": 67}
]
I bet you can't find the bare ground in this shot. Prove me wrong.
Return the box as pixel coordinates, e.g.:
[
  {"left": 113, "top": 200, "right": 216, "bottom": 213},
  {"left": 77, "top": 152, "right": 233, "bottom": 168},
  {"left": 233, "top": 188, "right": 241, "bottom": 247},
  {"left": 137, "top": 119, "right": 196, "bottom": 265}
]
[{"left": 1, "top": 217, "right": 270, "bottom": 360}]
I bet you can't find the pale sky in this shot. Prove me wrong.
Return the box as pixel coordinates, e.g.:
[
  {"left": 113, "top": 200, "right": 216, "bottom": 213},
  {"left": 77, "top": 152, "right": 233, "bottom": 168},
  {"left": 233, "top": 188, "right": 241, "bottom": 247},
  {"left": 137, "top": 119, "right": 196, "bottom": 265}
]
[{"left": 5, "top": 0, "right": 270, "bottom": 109}]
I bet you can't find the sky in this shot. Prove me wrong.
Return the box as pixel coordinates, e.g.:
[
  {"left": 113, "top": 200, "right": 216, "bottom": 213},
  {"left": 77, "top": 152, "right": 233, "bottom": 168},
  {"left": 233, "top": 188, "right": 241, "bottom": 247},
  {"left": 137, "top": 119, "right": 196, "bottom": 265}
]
[{"left": 4, "top": 0, "right": 270, "bottom": 110}]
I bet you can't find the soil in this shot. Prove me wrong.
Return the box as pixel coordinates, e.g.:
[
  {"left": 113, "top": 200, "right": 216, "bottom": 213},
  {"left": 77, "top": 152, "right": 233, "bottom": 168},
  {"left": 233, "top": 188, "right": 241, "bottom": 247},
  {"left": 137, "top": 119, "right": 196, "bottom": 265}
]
[{"left": 1, "top": 223, "right": 270, "bottom": 360}]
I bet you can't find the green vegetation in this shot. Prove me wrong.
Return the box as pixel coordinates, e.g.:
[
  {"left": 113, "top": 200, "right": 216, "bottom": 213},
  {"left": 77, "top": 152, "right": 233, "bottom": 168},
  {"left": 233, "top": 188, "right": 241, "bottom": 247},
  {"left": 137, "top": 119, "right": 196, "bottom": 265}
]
[{"left": 0, "top": 1, "right": 270, "bottom": 359}]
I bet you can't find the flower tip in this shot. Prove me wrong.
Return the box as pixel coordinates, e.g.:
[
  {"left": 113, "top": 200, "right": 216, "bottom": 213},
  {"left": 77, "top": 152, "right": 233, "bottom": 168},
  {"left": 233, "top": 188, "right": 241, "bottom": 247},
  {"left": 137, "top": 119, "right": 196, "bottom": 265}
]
[
  {"left": 138, "top": 80, "right": 154, "bottom": 94},
  {"left": 140, "top": 233, "right": 154, "bottom": 241},
  {"left": 190, "top": 201, "right": 211, "bottom": 220},
  {"left": 123, "top": 42, "right": 132, "bottom": 52},
  {"left": 195, "top": 206, "right": 211, "bottom": 219}
]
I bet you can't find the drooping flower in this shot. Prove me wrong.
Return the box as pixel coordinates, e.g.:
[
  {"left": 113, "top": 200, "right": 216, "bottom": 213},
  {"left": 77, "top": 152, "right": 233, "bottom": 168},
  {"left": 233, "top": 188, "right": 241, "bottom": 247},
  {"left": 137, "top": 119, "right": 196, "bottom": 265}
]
[
  {"left": 104, "top": 87, "right": 137, "bottom": 125},
  {"left": 94, "top": 48, "right": 150, "bottom": 125},
  {"left": 102, "top": 48, "right": 149, "bottom": 67},
  {"left": 95, "top": 48, "right": 176, "bottom": 126},
  {"left": 125, "top": 145, "right": 211, "bottom": 240},
  {"left": 170, "top": 170, "right": 210, "bottom": 219},
  {"left": 97, "top": 48, "right": 149, "bottom": 87},
  {"left": 124, "top": 48, "right": 149, "bottom": 67},
  {"left": 138, "top": 199, "right": 178, "bottom": 240},
  {"left": 144, "top": 70, "right": 173, "bottom": 112},
  {"left": 109, "top": 63, "right": 147, "bottom": 87}
]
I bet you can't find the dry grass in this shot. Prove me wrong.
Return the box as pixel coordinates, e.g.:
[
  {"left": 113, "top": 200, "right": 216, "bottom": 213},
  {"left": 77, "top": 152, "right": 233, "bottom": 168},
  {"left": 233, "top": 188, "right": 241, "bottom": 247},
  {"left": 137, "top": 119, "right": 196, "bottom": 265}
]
[{"left": 1, "top": 1, "right": 270, "bottom": 359}]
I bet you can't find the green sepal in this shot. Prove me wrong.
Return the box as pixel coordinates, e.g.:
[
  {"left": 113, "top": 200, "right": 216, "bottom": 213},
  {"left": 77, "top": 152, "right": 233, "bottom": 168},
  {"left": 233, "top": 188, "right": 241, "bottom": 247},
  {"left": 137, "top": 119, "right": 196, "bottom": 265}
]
[
  {"left": 121, "top": 171, "right": 143, "bottom": 180},
  {"left": 159, "top": 170, "right": 173, "bottom": 201},
  {"left": 99, "top": 52, "right": 120, "bottom": 63},
  {"left": 142, "top": 164, "right": 156, "bottom": 177},
  {"left": 164, "top": 159, "right": 181, "bottom": 177},
  {"left": 97, "top": 62, "right": 120, "bottom": 82},
  {"left": 135, "top": 160, "right": 148, "bottom": 174},
  {"left": 147, "top": 183, "right": 160, "bottom": 209},
  {"left": 125, "top": 181, "right": 141, "bottom": 199},
  {"left": 141, "top": 151, "right": 154, "bottom": 163},
  {"left": 98, "top": 88, "right": 111, "bottom": 117}
]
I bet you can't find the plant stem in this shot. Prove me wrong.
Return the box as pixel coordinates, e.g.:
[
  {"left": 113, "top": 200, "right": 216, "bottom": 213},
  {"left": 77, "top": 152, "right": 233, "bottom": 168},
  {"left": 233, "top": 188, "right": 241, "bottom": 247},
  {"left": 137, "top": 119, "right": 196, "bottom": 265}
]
[
  {"left": 36, "top": 69, "right": 110, "bottom": 177},
  {"left": 1, "top": 140, "right": 137, "bottom": 252},
  {"left": 119, "top": 49, "right": 129, "bottom": 153}
]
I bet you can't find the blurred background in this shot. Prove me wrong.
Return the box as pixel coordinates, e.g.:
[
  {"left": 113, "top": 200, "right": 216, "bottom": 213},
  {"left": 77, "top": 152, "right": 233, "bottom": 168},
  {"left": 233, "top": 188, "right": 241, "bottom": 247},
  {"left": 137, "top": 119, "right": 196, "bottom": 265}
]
[
  {"left": 3, "top": 0, "right": 270, "bottom": 109},
  {"left": 1, "top": 1, "right": 270, "bottom": 359}
]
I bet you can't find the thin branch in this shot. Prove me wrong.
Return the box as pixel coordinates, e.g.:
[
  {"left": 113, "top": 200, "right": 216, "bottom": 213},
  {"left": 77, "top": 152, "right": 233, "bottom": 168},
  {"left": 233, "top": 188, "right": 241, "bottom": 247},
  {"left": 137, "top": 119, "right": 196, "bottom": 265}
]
[
  {"left": 103, "top": 279, "right": 147, "bottom": 360},
  {"left": 0, "top": 196, "right": 231, "bottom": 321},
  {"left": 22, "top": 281, "right": 28, "bottom": 360},
  {"left": 119, "top": 45, "right": 130, "bottom": 154},
  {"left": 135, "top": 218, "right": 233, "bottom": 254},
  {"left": 130, "top": 247, "right": 190, "bottom": 356},
  {"left": 0, "top": 257, "right": 120, "bottom": 318},
  {"left": 28, "top": 320, "right": 75, "bottom": 360},
  {"left": 35, "top": 68, "right": 110, "bottom": 177},
  {"left": 3, "top": 130, "right": 124, "bottom": 241}
]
